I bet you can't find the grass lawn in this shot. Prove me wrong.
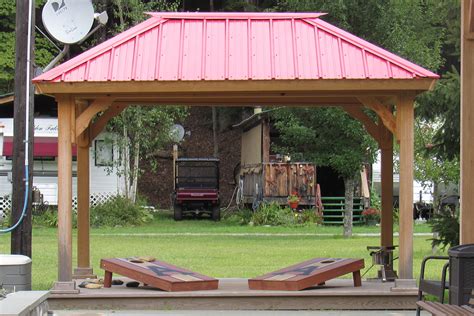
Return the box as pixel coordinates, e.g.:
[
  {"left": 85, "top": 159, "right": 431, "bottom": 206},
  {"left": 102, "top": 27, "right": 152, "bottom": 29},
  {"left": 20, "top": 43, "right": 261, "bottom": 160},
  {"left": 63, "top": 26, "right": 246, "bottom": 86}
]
[{"left": 0, "top": 211, "right": 445, "bottom": 290}]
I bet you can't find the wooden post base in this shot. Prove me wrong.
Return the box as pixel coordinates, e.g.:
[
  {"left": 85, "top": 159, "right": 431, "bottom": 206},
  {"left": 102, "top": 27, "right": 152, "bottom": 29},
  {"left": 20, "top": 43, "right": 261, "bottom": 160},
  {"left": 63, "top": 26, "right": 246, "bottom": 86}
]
[
  {"left": 50, "top": 281, "right": 79, "bottom": 294},
  {"left": 72, "top": 267, "right": 97, "bottom": 280}
]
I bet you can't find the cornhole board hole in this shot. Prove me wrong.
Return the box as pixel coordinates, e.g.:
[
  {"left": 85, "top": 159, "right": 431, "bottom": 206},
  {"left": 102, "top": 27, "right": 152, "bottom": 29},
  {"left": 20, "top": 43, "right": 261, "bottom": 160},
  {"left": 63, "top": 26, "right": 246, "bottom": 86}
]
[
  {"left": 100, "top": 258, "right": 219, "bottom": 292},
  {"left": 248, "top": 258, "right": 364, "bottom": 291}
]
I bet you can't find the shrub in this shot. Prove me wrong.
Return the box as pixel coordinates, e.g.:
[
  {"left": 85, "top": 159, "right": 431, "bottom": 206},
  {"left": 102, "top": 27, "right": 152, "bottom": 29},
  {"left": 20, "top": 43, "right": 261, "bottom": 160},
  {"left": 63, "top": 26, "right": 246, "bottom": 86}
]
[
  {"left": 90, "top": 195, "right": 153, "bottom": 227},
  {"left": 362, "top": 207, "right": 381, "bottom": 222},
  {"left": 299, "top": 209, "right": 323, "bottom": 225},
  {"left": 223, "top": 208, "right": 253, "bottom": 225},
  {"left": 33, "top": 209, "right": 59, "bottom": 227},
  {"left": 224, "top": 203, "right": 322, "bottom": 227},
  {"left": 251, "top": 202, "right": 295, "bottom": 226}
]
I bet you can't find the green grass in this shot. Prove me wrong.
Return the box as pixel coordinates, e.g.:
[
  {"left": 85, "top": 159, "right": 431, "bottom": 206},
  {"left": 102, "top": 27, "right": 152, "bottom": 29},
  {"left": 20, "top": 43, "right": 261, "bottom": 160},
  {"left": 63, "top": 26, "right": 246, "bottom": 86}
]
[{"left": 0, "top": 211, "right": 444, "bottom": 290}]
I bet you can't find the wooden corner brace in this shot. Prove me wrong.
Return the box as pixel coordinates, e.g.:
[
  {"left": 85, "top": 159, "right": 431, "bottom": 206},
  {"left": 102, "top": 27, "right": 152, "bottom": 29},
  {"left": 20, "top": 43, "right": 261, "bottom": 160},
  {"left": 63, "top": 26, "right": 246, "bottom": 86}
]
[
  {"left": 357, "top": 96, "right": 398, "bottom": 141},
  {"left": 342, "top": 105, "right": 382, "bottom": 145},
  {"left": 89, "top": 103, "right": 127, "bottom": 142},
  {"left": 75, "top": 98, "right": 114, "bottom": 138}
]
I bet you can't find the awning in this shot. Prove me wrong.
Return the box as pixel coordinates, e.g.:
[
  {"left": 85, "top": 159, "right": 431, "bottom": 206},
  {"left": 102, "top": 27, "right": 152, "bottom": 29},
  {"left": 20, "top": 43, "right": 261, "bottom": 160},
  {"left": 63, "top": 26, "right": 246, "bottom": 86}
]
[{"left": 2, "top": 137, "right": 77, "bottom": 157}]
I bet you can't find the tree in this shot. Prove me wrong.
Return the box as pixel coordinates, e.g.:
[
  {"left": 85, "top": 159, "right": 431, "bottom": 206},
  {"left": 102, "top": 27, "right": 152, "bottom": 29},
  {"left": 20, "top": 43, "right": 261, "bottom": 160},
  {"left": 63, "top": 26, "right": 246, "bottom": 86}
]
[
  {"left": 106, "top": 106, "right": 187, "bottom": 202},
  {"left": 413, "top": 118, "right": 459, "bottom": 210},
  {"left": 271, "top": 107, "right": 378, "bottom": 237},
  {"left": 416, "top": 2, "right": 461, "bottom": 160}
]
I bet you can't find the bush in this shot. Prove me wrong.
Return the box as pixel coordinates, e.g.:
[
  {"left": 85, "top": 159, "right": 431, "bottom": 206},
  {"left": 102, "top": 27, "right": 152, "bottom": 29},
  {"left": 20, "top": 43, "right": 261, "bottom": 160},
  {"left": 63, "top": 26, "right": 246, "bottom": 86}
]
[
  {"left": 299, "top": 209, "right": 323, "bottom": 225},
  {"left": 223, "top": 208, "right": 253, "bottom": 225},
  {"left": 251, "top": 202, "right": 295, "bottom": 226},
  {"left": 33, "top": 209, "right": 59, "bottom": 227},
  {"left": 90, "top": 195, "right": 153, "bottom": 227},
  {"left": 223, "top": 203, "right": 323, "bottom": 227}
]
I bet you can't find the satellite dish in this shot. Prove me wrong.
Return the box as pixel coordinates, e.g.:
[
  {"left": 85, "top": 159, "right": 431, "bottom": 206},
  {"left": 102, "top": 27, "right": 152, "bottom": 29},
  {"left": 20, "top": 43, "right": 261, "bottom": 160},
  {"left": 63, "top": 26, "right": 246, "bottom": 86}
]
[
  {"left": 42, "top": 0, "right": 95, "bottom": 44},
  {"left": 170, "top": 124, "right": 185, "bottom": 143}
]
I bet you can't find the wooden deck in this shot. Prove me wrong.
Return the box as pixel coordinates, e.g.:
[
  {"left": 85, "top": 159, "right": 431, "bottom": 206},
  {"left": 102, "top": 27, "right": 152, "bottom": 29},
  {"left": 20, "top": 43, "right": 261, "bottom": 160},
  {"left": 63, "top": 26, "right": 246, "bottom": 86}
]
[{"left": 48, "top": 278, "right": 418, "bottom": 311}]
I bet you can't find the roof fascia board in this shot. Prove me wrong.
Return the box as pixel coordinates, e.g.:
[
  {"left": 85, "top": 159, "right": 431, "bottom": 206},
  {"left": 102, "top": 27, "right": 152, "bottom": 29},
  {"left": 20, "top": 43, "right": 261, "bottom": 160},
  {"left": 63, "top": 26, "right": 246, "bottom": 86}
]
[{"left": 35, "top": 78, "right": 436, "bottom": 95}]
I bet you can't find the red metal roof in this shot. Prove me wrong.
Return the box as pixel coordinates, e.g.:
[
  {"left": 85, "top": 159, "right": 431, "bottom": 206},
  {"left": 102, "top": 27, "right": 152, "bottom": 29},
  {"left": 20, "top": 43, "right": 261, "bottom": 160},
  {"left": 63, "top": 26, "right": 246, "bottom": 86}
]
[{"left": 33, "top": 12, "right": 438, "bottom": 83}]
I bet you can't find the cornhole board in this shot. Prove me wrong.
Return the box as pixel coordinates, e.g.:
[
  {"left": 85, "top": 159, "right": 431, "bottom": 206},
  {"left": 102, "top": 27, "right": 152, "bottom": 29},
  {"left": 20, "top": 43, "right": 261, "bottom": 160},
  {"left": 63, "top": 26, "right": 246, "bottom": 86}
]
[
  {"left": 100, "top": 258, "right": 219, "bottom": 292},
  {"left": 248, "top": 258, "right": 364, "bottom": 291}
]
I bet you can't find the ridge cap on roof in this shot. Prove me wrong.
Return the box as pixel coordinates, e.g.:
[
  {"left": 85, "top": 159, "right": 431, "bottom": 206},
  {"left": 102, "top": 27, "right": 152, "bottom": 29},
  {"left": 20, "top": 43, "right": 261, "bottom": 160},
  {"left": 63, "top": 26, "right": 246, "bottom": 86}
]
[{"left": 147, "top": 12, "right": 326, "bottom": 19}]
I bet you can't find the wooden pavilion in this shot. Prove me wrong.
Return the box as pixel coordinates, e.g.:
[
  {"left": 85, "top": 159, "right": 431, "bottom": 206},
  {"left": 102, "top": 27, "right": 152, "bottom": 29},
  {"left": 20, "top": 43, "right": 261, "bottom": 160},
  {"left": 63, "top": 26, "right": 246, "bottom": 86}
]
[{"left": 32, "top": 12, "right": 442, "bottom": 291}]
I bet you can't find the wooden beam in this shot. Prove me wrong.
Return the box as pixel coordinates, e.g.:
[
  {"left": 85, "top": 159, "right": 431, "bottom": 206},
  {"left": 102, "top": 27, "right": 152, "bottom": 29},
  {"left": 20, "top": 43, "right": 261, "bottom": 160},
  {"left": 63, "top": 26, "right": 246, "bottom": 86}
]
[
  {"left": 35, "top": 78, "right": 437, "bottom": 95},
  {"left": 89, "top": 103, "right": 127, "bottom": 142},
  {"left": 75, "top": 98, "right": 113, "bottom": 138},
  {"left": 342, "top": 105, "right": 381, "bottom": 144},
  {"left": 357, "top": 97, "right": 398, "bottom": 140},
  {"left": 379, "top": 122, "right": 394, "bottom": 249},
  {"left": 73, "top": 102, "right": 95, "bottom": 279},
  {"left": 397, "top": 94, "right": 415, "bottom": 279},
  {"left": 114, "top": 98, "right": 360, "bottom": 107},
  {"left": 56, "top": 95, "right": 74, "bottom": 282},
  {"left": 461, "top": 0, "right": 474, "bottom": 244}
]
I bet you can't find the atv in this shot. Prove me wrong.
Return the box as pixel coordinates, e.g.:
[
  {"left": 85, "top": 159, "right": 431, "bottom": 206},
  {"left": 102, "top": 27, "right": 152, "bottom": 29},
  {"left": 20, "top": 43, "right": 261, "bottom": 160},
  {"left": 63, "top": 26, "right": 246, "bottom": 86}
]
[{"left": 173, "top": 158, "right": 220, "bottom": 221}]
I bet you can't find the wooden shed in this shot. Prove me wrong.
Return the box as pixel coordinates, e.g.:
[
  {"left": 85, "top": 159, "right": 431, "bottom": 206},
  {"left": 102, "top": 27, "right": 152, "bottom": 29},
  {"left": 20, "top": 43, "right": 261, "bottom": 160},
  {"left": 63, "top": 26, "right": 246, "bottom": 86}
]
[{"left": 234, "top": 111, "right": 318, "bottom": 207}]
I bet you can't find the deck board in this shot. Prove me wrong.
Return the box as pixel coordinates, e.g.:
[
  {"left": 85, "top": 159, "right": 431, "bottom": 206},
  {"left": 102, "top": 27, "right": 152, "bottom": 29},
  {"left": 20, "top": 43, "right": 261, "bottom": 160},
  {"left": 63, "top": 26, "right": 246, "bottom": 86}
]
[{"left": 48, "top": 278, "right": 418, "bottom": 311}]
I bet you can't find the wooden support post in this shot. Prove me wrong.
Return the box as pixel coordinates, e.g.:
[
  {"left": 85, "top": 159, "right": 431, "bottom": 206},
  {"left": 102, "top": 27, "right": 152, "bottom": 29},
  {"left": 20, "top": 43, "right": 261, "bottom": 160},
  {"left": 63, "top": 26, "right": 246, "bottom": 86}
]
[
  {"left": 53, "top": 95, "right": 77, "bottom": 292},
  {"left": 469, "top": 0, "right": 474, "bottom": 34},
  {"left": 461, "top": 0, "right": 474, "bottom": 244},
  {"left": 73, "top": 102, "right": 95, "bottom": 279},
  {"left": 173, "top": 145, "right": 178, "bottom": 191},
  {"left": 397, "top": 95, "right": 415, "bottom": 279},
  {"left": 380, "top": 123, "right": 394, "bottom": 248}
]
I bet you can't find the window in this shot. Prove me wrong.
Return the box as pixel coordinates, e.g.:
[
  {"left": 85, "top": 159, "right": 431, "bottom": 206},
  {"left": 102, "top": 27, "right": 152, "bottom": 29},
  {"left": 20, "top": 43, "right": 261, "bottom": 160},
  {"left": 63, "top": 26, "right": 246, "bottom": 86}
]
[{"left": 94, "top": 140, "right": 113, "bottom": 167}]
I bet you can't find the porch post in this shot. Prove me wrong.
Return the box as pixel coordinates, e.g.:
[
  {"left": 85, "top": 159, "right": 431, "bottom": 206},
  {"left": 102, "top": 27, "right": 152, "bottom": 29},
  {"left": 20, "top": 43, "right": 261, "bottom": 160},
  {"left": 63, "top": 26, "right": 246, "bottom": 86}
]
[
  {"left": 53, "top": 95, "right": 77, "bottom": 292},
  {"left": 73, "top": 102, "right": 95, "bottom": 279},
  {"left": 460, "top": 0, "right": 474, "bottom": 244},
  {"left": 397, "top": 94, "right": 415, "bottom": 279},
  {"left": 380, "top": 124, "right": 393, "bottom": 248}
]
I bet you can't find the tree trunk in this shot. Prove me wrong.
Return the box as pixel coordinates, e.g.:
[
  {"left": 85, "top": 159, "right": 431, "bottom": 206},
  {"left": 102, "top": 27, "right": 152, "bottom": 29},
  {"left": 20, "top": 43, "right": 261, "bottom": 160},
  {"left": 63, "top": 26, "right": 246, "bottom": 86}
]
[
  {"left": 343, "top": 177, "right": 355, "bottom": 238},
  {"left": 130, "top": 141, "right": 140, "bottom": 203},
  {"left": 122, "top": 124, "right": 130, "bottom": 199}
]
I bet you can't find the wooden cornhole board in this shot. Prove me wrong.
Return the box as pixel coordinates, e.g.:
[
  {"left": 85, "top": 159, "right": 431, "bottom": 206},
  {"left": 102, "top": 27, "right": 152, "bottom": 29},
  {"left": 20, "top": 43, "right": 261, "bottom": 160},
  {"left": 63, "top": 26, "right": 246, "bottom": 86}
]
[
  {"left": 248, "top": 258, "right": 364, "bottom": 291},
  {"left": 100, "top": 258, "right": 219, "bottom": 292}
]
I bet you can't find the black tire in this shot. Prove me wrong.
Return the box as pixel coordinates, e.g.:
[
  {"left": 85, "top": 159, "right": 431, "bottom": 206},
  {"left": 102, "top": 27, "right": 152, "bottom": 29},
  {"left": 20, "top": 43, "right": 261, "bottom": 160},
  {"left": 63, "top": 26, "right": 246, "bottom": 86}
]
[
  {"left": 211, "top": 206, "right": 221, "bottom": 221},
  {"left": 174, "top": 204, "right": 183, "bottom": 221}
]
